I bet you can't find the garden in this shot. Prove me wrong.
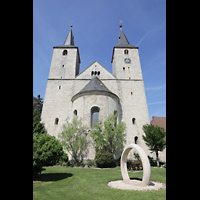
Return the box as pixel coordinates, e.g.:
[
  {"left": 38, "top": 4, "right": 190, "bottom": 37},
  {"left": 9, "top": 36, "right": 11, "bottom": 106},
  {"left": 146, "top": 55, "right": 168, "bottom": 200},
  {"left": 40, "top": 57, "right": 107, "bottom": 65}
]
[
  {"left": 33, "top": 96, "right": 166, "bottom": 199},
  {"left": 33, "top": 166, "right": 166, "bottom": 200}
]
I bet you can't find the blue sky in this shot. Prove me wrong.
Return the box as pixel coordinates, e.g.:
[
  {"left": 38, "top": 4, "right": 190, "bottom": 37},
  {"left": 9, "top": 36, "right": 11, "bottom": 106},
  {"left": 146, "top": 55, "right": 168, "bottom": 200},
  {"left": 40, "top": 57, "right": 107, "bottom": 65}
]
[{"left": 33, "top": 0, "right": 166, "bottom": 121}]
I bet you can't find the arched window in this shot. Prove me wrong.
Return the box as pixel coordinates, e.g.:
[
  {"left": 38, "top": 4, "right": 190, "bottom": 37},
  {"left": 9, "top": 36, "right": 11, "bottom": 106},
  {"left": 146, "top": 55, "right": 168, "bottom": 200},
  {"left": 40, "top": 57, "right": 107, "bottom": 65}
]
[
  {"left": 73, "top": 110, "right": 77, "bottom": 118},
  {"left": 62, "top": 50, "right": 68, "bottom": 55},
  {"left": 91, "top": 107, "right": 99, "bottom": 127},
  {"left": 55, "top": 118, "right": 59, "bottom": 125},
  {"left": 132, "top": 118, "right": 135, "bottom": 124},
  {"left": 91, "top": 71, "right": 100, "bottom": 76},
  {"left": 134, "top": 136, "right": 138, "bottom": 144},
  {"left": 124, "top": 49, "right": 128, "bottom": 54}
]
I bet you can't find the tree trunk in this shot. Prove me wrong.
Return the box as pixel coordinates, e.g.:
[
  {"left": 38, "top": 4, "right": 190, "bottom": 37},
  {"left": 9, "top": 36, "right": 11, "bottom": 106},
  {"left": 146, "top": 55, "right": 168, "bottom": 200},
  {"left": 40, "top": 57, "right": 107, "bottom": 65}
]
[{"left": 156, "top": 150, "right": 159, "bottom": 167}]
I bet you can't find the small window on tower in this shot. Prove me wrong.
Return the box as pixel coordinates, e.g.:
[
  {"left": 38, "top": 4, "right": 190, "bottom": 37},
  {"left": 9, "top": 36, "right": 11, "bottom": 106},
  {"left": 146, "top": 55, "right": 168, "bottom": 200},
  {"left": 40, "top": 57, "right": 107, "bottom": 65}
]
[
  {"left": 73, "top": 110, "right": 77, "bottom": 118},
  {"left": 132, "top": 118, "right": 135, "bottom": 124},
  {"left": 134, "top": 136, "right": 138, "bottom": 144},
  {"left": 124, "top": 49, "right": 129, "bottom": 54},
  {"left": 55, "top": 118, "right": 59, "bottom": 125},
  {"left": 62, "top": 50, "right": 68, "bottom": 55},
  {"left": 123, "top": 67, "right": 125, "bottom": 71}
]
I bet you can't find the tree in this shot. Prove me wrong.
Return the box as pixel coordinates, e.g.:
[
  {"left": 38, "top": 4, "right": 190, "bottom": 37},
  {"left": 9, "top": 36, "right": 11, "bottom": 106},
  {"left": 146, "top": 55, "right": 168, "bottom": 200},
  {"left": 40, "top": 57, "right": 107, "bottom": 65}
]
[
  {"left": 33, "top": 105, "right": 64, "bottom": 176},
  {"left": 33, "top": 133, "right": 64, "bottom": 176},
  {"left": 90, "top": 114, "right": 126, "bottom": 156},
  {"left": 142, "top": 124, "right": 166, "bottom": 167},
  {"left": 33, "top": 108, "right": 45, "bottom": 135},
  {"left": 33, "top": 95, "right": 43, "bottom": 113},
  {"left": 58, "top": 117, "right": 88, "bottom": 163}
]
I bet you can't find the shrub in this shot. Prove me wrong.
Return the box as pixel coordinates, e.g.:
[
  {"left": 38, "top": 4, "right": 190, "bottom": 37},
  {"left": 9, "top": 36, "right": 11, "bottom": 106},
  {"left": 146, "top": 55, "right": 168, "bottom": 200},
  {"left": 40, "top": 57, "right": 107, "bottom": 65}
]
[
  {"left": 33, "top": 133, "right": 64, "bottom": 176},
  {"left": 86, "top": 160, "right": 95, "bottom": 167},
  {"left": 95, "top": 151, "right": 116, "bottom": 168},
  {"left": 60, "top": 152, "right": 68, "bottom": 162},
  {"left": 163, "top": 163, "right": 166, "bottom": 168}
]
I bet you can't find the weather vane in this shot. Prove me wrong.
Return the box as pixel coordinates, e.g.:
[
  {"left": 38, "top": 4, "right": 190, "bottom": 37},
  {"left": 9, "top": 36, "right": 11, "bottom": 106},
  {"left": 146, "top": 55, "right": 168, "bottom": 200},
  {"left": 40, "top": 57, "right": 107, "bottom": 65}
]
[
  {"left": 70, "top": 20, "right": 73, "bottom": 28},
  {"left": 119, "top": 20, "right": 123, "bottom": 27}
]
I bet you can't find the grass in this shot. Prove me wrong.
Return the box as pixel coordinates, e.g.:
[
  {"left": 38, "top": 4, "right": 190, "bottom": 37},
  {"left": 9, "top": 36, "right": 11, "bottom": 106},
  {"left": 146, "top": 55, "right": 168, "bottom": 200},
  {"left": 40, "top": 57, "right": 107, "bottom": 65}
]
[{"left": 33, "top": 166, "right": 166, "bottom": 200}]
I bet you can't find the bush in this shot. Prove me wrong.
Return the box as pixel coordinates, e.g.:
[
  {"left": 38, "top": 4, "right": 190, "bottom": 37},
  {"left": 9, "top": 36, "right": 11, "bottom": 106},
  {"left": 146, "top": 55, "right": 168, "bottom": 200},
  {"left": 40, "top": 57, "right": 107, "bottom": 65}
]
[
  {"left": 95, "top": 151, "right": 116, "bottom": 168},
  {"left": 60, "top": 152, "right": 68, "bottom": 162},
  {"left": 33, "top": 133, "right": 64, "bottom": 176},
  {"left": 86, "top": 160, "right": 95, "bottom": 167}
]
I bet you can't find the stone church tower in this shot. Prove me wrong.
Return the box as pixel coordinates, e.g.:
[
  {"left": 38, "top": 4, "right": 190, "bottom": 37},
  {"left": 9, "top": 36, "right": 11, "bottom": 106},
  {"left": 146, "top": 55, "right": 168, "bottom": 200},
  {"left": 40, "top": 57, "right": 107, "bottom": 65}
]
[{"left": 41, "top": 24, "right": 150, "bottom": 160}]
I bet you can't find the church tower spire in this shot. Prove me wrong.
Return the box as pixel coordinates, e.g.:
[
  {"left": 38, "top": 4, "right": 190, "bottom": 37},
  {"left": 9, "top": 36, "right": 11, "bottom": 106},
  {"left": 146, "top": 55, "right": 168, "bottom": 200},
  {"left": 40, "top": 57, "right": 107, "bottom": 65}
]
[
  {"left": 48, "top": 24, "right": 81, "bottom": 79},
  {"left": 63, "top": 24, "right": 75, "bottom": 46},
  {"left": 116, "top": 24, "right": 136, "bottom": 48},
  {"left": 111, "top": 24, "right": 142, "bottom": 80}
]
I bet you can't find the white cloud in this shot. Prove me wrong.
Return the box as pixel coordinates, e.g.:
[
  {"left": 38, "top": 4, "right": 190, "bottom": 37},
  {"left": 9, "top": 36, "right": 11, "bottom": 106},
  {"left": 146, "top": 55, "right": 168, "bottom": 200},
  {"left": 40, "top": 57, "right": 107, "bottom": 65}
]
[
  {"left": 148, "top": 101, "right": 166, "bottom": 105},
  {"left": 145, "top": 83, "right": 166, "bottom": 91},
  {"left": 136, "top": 20, "right": 166, "bottom": 46}
]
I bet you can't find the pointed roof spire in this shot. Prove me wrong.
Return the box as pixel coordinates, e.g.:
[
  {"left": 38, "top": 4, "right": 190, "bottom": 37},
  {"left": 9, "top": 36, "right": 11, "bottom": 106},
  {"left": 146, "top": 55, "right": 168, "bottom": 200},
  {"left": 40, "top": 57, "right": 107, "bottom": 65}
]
[
  {"left": 53, "top": 24, "right": 81, "bottom": 63},
  {"left": 115, "top": 23, "right": 137, "bottom": 48},
  {"left": 63, "top": 24, "right": 75, "bottom": 46},
  {"left": 111, "top": 23, "right": 138, "bottom": 63}
]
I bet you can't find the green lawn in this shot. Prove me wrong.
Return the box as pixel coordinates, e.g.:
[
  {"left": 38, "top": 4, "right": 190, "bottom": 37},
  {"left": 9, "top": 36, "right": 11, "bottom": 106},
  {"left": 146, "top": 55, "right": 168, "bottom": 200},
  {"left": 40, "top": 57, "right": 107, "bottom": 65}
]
[{"left": 33, "top": 166, "right": 166, "bottom": 200}]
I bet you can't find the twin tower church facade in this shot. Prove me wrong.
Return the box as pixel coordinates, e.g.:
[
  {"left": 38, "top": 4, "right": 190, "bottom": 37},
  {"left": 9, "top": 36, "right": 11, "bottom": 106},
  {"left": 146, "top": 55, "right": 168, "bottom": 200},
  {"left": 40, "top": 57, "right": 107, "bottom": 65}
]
[{"left": 41, "top": 24, "right": 151, "bottom": 160}]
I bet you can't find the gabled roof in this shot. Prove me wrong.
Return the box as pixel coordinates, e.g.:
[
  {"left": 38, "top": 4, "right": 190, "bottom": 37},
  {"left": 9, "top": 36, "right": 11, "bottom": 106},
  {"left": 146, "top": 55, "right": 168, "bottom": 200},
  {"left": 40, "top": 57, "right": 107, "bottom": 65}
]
[
  {"left": 150, "top": 116, "right": 166, "bottom": 132},
  {"left": 76, "top": 61, "right": 115, "bottom": 79},
  {"left": 71, "top": 76, "right": 119, "bottom": 102}
]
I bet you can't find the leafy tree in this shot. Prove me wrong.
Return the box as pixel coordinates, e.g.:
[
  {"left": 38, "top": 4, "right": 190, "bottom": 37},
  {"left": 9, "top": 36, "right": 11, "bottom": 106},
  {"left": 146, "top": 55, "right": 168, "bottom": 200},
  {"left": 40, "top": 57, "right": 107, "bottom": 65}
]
[
  {"left": 33, "top": 105, "right": 64, "bottom": 176},
  {"left": 142, "top": 124, "right": 166, "bottom": 167},
  {"left": 33, "top": 133, "right": 64, "bottom": 176},
  {"left": 90, "top": 114, "right": 126, "bottom": 156},
  {"left": 58, "top": 117, "right": 88, "bottom": 163},
  {"left": 33, "top": 95, "right": 43, "bottom": 113}
]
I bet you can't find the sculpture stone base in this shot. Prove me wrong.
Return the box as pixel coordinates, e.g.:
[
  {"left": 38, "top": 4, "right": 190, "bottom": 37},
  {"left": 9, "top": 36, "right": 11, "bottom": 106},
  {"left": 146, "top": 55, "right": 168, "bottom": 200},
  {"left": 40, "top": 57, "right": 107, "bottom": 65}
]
[{"left": 107, "top": 180, "right": 166, "bottom": 191}]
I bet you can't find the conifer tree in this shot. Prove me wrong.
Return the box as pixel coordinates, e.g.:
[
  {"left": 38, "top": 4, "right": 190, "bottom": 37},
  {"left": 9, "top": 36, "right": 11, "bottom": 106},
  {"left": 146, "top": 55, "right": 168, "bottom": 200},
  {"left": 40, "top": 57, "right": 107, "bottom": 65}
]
[{"left": 33, "top": 108, "right": 45, "bottom": 135}]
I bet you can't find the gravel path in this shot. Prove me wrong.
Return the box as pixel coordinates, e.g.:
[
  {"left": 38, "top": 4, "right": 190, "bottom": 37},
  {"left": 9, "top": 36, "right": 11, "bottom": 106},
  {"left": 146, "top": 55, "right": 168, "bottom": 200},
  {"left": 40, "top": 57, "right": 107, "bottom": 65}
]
[{"left": 107, "top": 180, "right": 166, "bottom": 191}]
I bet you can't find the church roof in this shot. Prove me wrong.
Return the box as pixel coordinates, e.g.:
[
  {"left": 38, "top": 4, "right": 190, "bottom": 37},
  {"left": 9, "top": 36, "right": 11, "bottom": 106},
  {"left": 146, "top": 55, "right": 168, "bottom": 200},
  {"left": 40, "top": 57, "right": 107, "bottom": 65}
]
[
  {"left": 150, "top": 116, "right": 166, "bottom": 132},
  {"left": 54, "top": 25, "right": 77, "bottom": 48},
  {"left": 111, "top": 25, "right": 138, "bottom": 63},
  {"left": 63, "top": 25, "right": 74, "bottom": 46},
  {"left": 114, "top": 25, "right": 137, "bottom": 48},
  {"left": 71, "top": 76, "right": 119, "bottom": 102},
  {"left": 53, "top": 25, "right": 81, "bottom": 63},
  {"left": 79, "top": 76, "right": 111, "bottom": 93}
]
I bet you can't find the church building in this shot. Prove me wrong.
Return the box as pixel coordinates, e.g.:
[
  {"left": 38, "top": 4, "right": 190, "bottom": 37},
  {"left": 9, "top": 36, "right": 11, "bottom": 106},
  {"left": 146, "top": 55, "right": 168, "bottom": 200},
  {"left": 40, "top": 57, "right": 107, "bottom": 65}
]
[{"left": 41, "top": 24, "right": 150, "bottom": 160}]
